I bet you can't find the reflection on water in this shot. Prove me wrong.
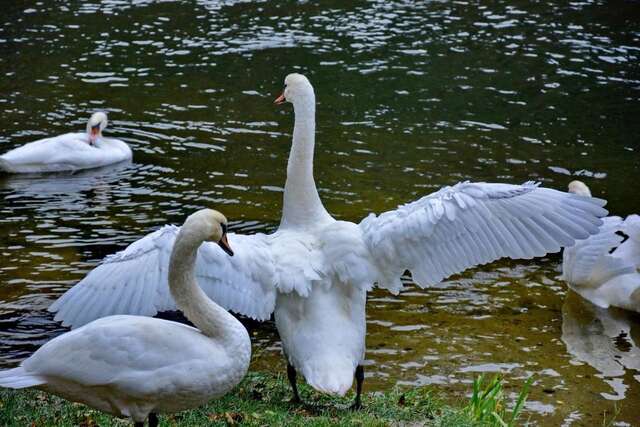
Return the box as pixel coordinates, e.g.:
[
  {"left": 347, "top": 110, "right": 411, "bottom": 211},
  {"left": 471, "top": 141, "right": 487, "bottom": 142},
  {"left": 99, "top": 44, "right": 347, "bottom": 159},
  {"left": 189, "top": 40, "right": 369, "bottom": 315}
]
[
  {"left": 1, "top": 0, "right": 639, "bottom": 425},
  {"left": 0, "top": 161, "right": 133, "bottom": 196},
  {"left": 562, "top": 291, "right": 640, "bottom": 400}
]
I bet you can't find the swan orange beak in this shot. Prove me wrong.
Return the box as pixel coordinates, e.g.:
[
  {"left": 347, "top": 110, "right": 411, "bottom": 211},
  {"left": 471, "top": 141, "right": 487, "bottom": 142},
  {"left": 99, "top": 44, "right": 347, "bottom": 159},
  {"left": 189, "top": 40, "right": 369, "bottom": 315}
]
[
  {"left": 218, "top": 233, "right": 234, "bottom": 256},
  {"left": 274, "top": 92, "right": 286, "bottom": 105},
  {"left": 90, "top": 125, "right": 100, "bottom": 143}
]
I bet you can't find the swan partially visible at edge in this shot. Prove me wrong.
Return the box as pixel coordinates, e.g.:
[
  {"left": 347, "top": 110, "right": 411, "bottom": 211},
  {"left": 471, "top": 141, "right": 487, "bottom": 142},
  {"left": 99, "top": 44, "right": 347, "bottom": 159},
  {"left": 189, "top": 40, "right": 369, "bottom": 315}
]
[
  {"left": 1, "top": 209, "right": 249, "bottom": 426},
  {"left": 0, "top": 112, "right": 132, "bottom": 173},
  {"left": 50, "top": 73, "right": 608, "bottom": 407},
  {"left": 561, "top": 180, "right": 640, "bottom": 312}
]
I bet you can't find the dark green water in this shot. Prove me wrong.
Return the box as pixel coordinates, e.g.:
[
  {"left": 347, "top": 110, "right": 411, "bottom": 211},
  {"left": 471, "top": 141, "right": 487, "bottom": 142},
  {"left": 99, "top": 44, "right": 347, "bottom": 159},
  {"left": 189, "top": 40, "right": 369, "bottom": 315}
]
[{"left": 1, "top": 1, "right": 639, "bottom": 425}]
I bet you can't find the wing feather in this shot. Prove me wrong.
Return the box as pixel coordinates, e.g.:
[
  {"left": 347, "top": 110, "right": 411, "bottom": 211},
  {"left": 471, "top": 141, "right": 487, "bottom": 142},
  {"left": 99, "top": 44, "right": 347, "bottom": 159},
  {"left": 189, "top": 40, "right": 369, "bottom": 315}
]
[
  {"left": 561, "top": 216, "right": 634, "bottom": 287},
  {"left": 49, "top": 225, "right": 277, "bottom": 329},
  {"left": 360, "top": 181, "right": 607, "bottom": 291}
]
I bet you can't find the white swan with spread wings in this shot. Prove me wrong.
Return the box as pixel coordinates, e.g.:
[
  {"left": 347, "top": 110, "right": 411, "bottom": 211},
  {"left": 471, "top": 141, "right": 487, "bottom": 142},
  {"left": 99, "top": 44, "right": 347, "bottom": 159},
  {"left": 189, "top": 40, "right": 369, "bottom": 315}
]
[{"left": 50, "top": 74, "right": 607, "bottom": 407}]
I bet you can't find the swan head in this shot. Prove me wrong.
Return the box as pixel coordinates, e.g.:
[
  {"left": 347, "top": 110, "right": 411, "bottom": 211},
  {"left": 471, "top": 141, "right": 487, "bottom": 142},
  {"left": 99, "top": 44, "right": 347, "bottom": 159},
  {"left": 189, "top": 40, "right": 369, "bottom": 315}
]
[
  {"left": 274, "top": 73, "right": 314, "bottom": 106},
  {"left": 184, "top": 208, "right": 234, "bottom": 256},
  {"left": 568, "top": 180, "right": 592, "bottom": 197},
  {"left": 86, "top": 112, "right": 108, "bottom": 144}
]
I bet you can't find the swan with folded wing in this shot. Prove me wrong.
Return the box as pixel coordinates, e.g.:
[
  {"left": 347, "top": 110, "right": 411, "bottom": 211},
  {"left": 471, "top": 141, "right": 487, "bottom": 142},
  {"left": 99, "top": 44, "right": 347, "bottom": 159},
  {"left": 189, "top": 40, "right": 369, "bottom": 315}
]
[
  {"left": 0, "top": 112, "right": 131, "bottom": 173},
  {"left": 561, "top": 180, "right": 640, "bottom": 312},
  {"left": 50, "top": 74, "right": 607, "bottom": 407},
  {"left": 3, "top": 209, "right": 249, "bottom": 426}
]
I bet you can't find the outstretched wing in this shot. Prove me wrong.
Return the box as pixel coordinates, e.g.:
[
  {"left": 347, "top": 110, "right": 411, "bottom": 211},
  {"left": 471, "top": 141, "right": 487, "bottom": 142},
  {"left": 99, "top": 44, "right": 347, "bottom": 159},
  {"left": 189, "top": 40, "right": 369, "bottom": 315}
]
[
  {"left": 359, "top": 181, "right": 608, "bottom": 293},
  {"left": 49, "top": 225, "right": 277, "bottom": 328},
  {"left": 561, "top": 216, "right": 634, "bottom": 287}
]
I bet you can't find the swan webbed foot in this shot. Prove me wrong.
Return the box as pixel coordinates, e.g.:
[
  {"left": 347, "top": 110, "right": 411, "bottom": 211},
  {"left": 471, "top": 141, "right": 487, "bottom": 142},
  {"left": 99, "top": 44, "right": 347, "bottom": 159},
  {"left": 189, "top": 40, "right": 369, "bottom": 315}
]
[
  {"left": 286, "top": 362, "right": 302, "bottom": 404},
  {"left": 148, "top": 413, "right": 159, "bottom": 427}
]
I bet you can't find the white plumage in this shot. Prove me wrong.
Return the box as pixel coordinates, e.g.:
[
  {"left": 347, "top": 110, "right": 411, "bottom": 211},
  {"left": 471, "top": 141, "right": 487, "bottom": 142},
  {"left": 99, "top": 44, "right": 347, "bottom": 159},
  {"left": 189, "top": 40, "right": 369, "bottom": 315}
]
[
  {"left": 3, "top": 209, "right": 250, "bottom": 426},
  {"left": 561, "top": 181, "right": 640, "bottom": 312},
  {"left": 50, "top": 74, "right": 607, "bottom": 404},
  {"left": 0, "top": 112, "right": 131, "bottom": 173}
]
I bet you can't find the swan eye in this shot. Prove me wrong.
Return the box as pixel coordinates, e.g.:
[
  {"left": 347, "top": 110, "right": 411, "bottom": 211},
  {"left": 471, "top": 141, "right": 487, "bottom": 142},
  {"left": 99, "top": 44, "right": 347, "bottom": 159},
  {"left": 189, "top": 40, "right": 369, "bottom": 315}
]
[{"left": 221, "top": 223, "right": 228, "bottom": 234}]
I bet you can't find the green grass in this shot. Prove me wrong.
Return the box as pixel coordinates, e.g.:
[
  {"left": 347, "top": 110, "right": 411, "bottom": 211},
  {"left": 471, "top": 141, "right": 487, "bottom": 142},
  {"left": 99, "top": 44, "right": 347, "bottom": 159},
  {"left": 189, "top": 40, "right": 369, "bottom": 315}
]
[
  {"left": 466, "top": 374, "right": 533, "bottom": 427},
  {"left": 0, "top": 372, "right": 534, "bottom": 426}
]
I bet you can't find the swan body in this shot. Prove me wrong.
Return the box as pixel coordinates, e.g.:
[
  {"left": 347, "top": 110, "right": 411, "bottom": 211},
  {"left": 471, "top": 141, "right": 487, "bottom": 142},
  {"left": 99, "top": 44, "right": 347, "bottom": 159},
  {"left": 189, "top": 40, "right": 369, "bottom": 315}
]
[
  {"left": 561, "top": 181, "right": 640, "bottom": 312},
  {"left": 50, "top": 74, "right": 608, "bottom": 403},
  {"left": 0, "top": 112, "right": 132, "bottom": 173},
  {"left": 3, "top": 209, "right": 250, "bottom": 425}
]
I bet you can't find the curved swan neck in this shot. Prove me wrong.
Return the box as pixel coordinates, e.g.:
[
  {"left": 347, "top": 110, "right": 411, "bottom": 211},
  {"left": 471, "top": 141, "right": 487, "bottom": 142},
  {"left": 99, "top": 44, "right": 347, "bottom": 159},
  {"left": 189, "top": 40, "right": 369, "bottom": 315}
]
[
  {"left": 280, "top": 92, "right": 332, "bottom": 228},
  {"left": 168, "top": 228, "right": 245, "bottom": 341}
]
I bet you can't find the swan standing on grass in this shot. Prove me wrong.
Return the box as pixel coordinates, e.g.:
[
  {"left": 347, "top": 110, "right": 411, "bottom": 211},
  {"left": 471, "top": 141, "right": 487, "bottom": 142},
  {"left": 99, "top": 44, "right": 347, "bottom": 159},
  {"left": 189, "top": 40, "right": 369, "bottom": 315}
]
[
  {"left": 561, "top": 180, "right": 640, "bottom": 312},
  {"left": 1, "top": 209, "right": 249, "bottom": 427},
  {"left": 50, "top": 74, "right": 608, "bottom": 408},
  {"left": 0, "top": 112, "right": 132, "bottom": 173}
]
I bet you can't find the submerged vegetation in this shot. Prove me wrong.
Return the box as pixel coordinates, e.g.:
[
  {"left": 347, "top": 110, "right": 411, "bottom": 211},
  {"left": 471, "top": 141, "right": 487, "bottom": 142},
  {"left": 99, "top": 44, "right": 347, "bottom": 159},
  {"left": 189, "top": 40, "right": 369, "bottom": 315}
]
[{"left": 0, "top": 372, "right": 536, "bottom": 426}]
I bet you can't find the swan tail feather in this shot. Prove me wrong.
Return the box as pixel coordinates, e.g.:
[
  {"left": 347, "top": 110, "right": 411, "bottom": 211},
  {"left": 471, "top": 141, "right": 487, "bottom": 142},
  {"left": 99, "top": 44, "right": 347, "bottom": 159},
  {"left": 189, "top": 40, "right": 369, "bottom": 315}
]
[
  {"left": 0, "top": 367, "right": 45, "bottom": 389},
  {"left": 0, "top": 157, "right": 13, "bottom": 173},
  {"left": 302, "top": 362, "right": 354, "bottom": 397}
]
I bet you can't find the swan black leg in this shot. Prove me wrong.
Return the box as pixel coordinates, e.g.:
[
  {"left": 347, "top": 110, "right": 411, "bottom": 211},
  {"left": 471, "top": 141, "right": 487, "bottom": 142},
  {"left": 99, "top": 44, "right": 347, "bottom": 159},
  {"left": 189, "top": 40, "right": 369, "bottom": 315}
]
[
  {"left": 350, "top": 365, "right": 364, "bottom": 410},
  {"left": 134, "top": 423, "right": 144, "bottom": 427},
  {"left": 287, "top": 362, "right": 302, "bottom": 404},
  {"left": 148, "top": 413, "right": 159, "bottom": 427}
]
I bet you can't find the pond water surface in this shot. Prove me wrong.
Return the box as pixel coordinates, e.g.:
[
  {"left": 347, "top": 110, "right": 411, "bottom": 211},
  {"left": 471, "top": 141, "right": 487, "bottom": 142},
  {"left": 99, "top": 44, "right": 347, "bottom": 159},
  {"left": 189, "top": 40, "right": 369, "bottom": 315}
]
[{"left": 1, "top": 1, "right": 639, "bottom": 425}]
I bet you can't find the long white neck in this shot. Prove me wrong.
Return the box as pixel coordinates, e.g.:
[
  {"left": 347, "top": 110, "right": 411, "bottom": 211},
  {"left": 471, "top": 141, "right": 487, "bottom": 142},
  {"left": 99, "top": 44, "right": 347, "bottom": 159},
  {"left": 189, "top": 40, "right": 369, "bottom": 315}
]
[
  {"left": 280, "top": 93, "right": 332, "bottom": 228},
  {"left": 168, "top": 228, "right": 247, "bottom": 345}
]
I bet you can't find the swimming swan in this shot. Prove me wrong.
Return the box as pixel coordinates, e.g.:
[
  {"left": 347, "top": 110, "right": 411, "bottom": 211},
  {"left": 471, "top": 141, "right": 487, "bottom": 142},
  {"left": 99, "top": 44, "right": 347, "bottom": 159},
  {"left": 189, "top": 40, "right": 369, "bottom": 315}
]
[
  {"left": 0, "top": 112, "right": 132, "bottom": 173},
  {"left": 50, "top": 74, "right": 607, "bottom": 407},
  {"left": 561, "top": 180, "right": 640, "bottom": 312},
  {"left": 2, "top": 209, "right": 250, "bottom": 426}
]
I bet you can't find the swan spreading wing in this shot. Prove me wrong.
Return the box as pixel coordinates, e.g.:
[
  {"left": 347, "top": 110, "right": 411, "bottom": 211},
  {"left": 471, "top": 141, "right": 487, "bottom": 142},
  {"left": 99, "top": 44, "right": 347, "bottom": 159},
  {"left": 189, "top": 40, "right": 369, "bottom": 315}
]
[
  {"left": 359, "top": 181, "right": 608, "bottom": 293},
  {"left": 51, "top": 181, "right": 607, "bottom": 328},
  {"left": 50, "top": 226, "right": 277, "bottom": 327}
]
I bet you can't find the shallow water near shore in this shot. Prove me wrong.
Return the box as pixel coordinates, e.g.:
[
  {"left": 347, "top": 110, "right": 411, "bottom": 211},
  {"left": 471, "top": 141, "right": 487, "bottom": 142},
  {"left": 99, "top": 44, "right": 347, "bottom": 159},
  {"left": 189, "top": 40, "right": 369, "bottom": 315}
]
[{"left": 1, "top": 1, "right": 639, "bottom": 425}]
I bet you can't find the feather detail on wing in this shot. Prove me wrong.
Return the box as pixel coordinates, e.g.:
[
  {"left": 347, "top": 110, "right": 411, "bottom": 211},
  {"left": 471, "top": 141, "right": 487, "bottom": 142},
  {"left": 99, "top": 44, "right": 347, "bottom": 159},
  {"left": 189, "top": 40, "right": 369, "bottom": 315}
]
[
  {"left": 561, "top": 216, "right": 635, "bottom": 288},
  {"left": 359, "top": 181, "right": 608, "bottom": 293},
  {"left": 613, "top": 214, "right": 640, "bottom": 269},
  {"left": 49, "top": 225, "right": 277, "bottom": 329}
]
